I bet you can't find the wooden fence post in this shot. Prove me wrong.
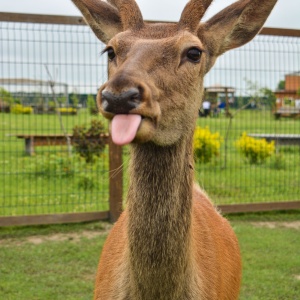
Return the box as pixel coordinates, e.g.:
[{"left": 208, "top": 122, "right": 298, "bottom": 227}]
[{"left": 108, "top": 136, "right": 123, "bottom": 223}]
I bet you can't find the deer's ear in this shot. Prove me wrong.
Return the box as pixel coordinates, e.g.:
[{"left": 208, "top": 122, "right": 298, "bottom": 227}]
[
  {"left": 72, "top": 0, "right": 122, "bottom": 44},
  {"left": 198, "top": 0, "right": 277, "bottom": 56}
]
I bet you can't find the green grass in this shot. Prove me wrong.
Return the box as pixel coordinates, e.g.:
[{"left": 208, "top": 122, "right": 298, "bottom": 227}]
[
  {"left": 0, "top": 109, "right": 300, "bottom": 216},
  {"left": 231, "top": 211, "right": 300, "bottom": 300},
  {"left": 0, "top": 222, "right": 107, "bottom": 300},
  {"left": 0, "top": 212, "right": 300, "bottom": 299}
]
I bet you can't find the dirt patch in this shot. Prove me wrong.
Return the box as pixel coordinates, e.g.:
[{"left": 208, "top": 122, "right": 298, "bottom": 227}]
[
  {"left": 25, "top": 230, "right": 107, "bottom": 245},
  {"left": 294, "top": 275, "right": 300, "bottom": 281},
  {"left": 251, "top": 221, "right": 300, "bottom": 230},
  {"left": 0, "top": 224, "right": 112, "bottom": 246}
]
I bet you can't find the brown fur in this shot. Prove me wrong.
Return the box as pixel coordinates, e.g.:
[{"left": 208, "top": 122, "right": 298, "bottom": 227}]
[{"left": 71, "top": 1, "right": 278, "bottom": 299}]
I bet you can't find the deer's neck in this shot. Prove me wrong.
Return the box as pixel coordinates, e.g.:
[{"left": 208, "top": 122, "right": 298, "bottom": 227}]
[{"left": 126, "top": 136, "right": 195, "bottom": 299}]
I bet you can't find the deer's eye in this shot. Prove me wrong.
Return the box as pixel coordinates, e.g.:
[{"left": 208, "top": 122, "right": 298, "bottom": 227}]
[
  {"left": 186, "top": 48, "right": 202, "bottom": 63},
  {"left": 106, "top": 47, "right": 116, "bottom": 61}
]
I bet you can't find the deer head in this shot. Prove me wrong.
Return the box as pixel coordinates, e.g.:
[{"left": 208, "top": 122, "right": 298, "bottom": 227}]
[{"left": 72, "top": 0, "right": 277, "bottom": 146}]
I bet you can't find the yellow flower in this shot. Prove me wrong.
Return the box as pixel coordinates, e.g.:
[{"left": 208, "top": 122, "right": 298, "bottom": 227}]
[
  {"left": 193, "top": 126, "right": 223, "bottom": 163},
  {"left": 235, "top": 132, "right": 275, "bottom": 164}
]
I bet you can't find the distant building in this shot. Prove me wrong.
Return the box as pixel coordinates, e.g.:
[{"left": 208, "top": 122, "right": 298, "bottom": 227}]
[{"left": 275, "top": 71, "right": 300, "bottom": 109}]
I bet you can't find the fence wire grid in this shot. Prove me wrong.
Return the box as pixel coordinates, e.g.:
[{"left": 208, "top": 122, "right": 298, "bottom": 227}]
[{"left": 0, "top": 15, "right": 300, "bottom": 218}]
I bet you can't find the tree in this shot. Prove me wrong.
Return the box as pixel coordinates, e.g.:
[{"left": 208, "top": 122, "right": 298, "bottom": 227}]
[
  {"left": 70, "top": 93, "right": 79, "bottom": 107},
  {"left": 244, "top": 78, "right": 263, "bottom": 108},
  {"left": 260, "top": 88, "right": 276, "bottom": 109},
  {"left": 244, "top": 79, "right": 276, "bottom": 109},
  {"left": 277, "top": 80, "right": 285, "bottom": 90},
  {"left": 87, "top": 94, "right": 98, "bottom": 114},
  {"left": 57, "top": 95, "right": 67, "bottom": 106},
  {"left": 0, "top": 87, "right": 16, "bottom": 104}
]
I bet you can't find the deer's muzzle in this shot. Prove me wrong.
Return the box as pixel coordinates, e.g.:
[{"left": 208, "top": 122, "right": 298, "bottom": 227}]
[{"left": 101, "top": 87, "right": 141, "bottom": 115}]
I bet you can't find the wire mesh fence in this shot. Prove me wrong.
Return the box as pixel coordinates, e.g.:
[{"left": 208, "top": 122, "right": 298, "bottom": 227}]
[
  {"left": 0, "top": 14, "right": 299, "bottom": 221},
  {"left": 0, "top": 15, "right": 110, "bottom": 217},
  {"left": 197, "top": 32, "right": 300, "bottom": 206}
]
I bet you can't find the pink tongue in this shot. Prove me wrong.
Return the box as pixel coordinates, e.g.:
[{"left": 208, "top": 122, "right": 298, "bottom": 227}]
[{"left": 111, "top": 114, "right": 142, "bottom": 146}]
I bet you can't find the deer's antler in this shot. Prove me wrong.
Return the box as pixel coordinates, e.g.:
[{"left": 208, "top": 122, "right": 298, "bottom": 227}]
[{"left": 178, "top": 0, "right": 213, "bottom": 32}]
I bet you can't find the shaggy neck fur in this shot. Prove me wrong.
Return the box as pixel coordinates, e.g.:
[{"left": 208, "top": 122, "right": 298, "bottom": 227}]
[{"left": 126, "top": 134, "right": 196, "bottom": 299}]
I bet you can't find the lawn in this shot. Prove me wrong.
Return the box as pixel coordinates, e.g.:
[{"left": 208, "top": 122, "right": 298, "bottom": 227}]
[
  {"left": 0, "top": 111, "right": 110, "bottom": 216},
  {"left": 0, "top": 211, "right": 299, "bottom": 299},
  {"left": 0, "top": 108, "right": 300, "bottom": 216}
]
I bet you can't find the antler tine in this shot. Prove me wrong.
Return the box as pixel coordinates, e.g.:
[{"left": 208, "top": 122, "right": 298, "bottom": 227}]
[
  {"left": 109, "top": 0, "right": 144, "bottom": 30},
  {"left": 179, "top": 0, "right": 213, "bottom": 32}
]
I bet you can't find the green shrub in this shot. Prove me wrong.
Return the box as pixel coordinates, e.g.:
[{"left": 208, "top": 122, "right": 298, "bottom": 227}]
[
  {"left": 193, "top": 126, "right": 223, "bottom": 163},
  {"left": 72, "top": 119, "right": 107, "bottom": 163},
  {"left": 23, "top": 154, "right": 85, "bottom": 177},
  {"left": 235, "top": 132, "right": 275, "bottom": 164},
  {"left": 77, "top": 173, "right": 97, "bottom": 190},
  {"left": 11, "top": 104, "right": 33, "bottom": 114},
  {"left": 56, "top": 107, "right": 77, "bottom": 115},
  {"left": 23, "top": 154, "right": 104, "bottom": 190}
]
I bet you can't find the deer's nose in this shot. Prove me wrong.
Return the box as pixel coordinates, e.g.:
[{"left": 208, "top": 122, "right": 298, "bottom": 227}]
[{"left": 101, "top": 88, "right": 141, "bottom": 114}]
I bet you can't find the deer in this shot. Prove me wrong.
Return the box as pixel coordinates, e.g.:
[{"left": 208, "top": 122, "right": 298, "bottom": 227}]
[{"left": 71, "top": 0, "right": 277, "bottom": 299}]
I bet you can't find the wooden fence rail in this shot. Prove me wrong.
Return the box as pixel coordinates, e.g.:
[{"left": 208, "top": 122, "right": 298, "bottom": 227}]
[{"left": 1, "top": 12, "right": 300, "bottom": 37}]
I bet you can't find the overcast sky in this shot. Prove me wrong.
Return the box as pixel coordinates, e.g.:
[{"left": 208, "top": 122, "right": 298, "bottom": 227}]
[{"left": 0, "top": 0, "right": 299, "bottom": 30}]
